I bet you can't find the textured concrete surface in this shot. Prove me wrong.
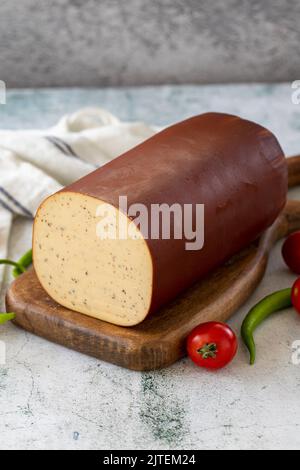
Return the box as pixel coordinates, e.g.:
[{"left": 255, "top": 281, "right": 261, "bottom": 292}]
[
  {"left": 0, "top": 0, "right": 300, "bottom": 87},
  {"left": 1, "top": 84, "right": 300, "bottom": 449}
]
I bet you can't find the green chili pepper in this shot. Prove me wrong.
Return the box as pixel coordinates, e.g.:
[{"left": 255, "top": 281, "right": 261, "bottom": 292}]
[
  {"left": 12, "top": 249, "right": 33, "bottom": 278},
  {"left": 0, "top": 250, "right": 32, "bottom": 323},
  {"left": 0, "top": 259, "right": 26, "bottom": 273},
  {"left": 0, "top": 313, "right": 15, "bottom": 324},
  {"left": 241, "top": 288, "right": 292, "bottom": 365},
  {"left": 0, "top": 248, "right": 32, "bottom": 278}
]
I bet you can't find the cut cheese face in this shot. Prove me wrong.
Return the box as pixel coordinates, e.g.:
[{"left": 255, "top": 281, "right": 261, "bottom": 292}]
[{"left": 33, "top": 192, "right": 153, "bottom": 326}]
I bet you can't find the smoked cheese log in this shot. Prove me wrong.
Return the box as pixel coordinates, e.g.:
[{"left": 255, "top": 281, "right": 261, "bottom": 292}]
[{"left": 33, "top": 113, "right": 287, "bottom": 326}]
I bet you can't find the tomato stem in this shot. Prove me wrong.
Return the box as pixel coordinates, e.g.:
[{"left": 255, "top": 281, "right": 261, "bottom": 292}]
[{"left": 197, "top": 342, "right": 218, "bottom": 359}]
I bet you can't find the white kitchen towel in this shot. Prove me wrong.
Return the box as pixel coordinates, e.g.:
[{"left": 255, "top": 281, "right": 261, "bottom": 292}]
[{"left": 0, "top": 107, "right": 156, "bottom": 288}]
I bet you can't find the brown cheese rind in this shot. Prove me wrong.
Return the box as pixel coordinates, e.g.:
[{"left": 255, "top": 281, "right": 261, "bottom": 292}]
[{"left": 33, "top": 112, "right": 287, "bottom": 325}]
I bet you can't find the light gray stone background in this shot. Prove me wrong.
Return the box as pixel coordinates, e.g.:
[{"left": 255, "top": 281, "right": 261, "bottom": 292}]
[
  {"left": 0, "top": 0, "right": 300, "bottom": 87},
  {"left": 1, "top": 84, "right": 300, "bottom": 450}
]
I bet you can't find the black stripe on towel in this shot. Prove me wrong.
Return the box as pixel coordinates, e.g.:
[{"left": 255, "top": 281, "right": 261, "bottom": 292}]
[
  {"left": 0, "top": 187, "right": 34, "bottom": 219},
  {"left": 45, "top": 136, "right": 80, "bottom": 159},
  {"left": 0, "top": 197, "right": 15, "bottom": 216}
]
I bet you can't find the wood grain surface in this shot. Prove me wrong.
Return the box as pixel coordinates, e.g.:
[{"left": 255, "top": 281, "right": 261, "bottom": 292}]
[{"left": 6, "top": 156, "right": 300, "bottom": 371}]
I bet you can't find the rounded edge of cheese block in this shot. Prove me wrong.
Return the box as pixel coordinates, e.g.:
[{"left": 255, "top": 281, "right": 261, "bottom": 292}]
[{"left": 33, "top": 191, "right": 154, "bottom": 327}]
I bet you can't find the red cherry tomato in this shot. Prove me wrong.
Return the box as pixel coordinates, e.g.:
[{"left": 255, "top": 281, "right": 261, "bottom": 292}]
[
  {"left": 282, "top": 232, "right": 300, "bottom": 274},
  {"left": 187, "top": 321, "right": 238, "bottom": 370},
  {"left": 292, "top": 278, "right": 300, "bottom": 314}
]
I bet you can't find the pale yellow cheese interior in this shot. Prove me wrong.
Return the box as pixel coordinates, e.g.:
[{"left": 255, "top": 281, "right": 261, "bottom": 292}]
[{"left": 33, "top": 192, "right": 153, "bottom": 326}]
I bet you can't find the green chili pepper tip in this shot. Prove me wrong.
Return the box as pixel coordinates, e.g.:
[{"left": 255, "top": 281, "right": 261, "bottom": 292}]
[{"left": 0, "top": 313, "right": 15, "bottom": 325}]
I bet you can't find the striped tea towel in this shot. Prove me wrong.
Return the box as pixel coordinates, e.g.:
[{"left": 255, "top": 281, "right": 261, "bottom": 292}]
[{"left": 0, "top": 107, "right": 156, "bottom": 291}]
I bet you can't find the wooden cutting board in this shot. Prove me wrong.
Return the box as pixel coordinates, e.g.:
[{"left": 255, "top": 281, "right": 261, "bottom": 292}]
[{"left": 6, "top": 156, "right": 300, "bottom": 371}]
